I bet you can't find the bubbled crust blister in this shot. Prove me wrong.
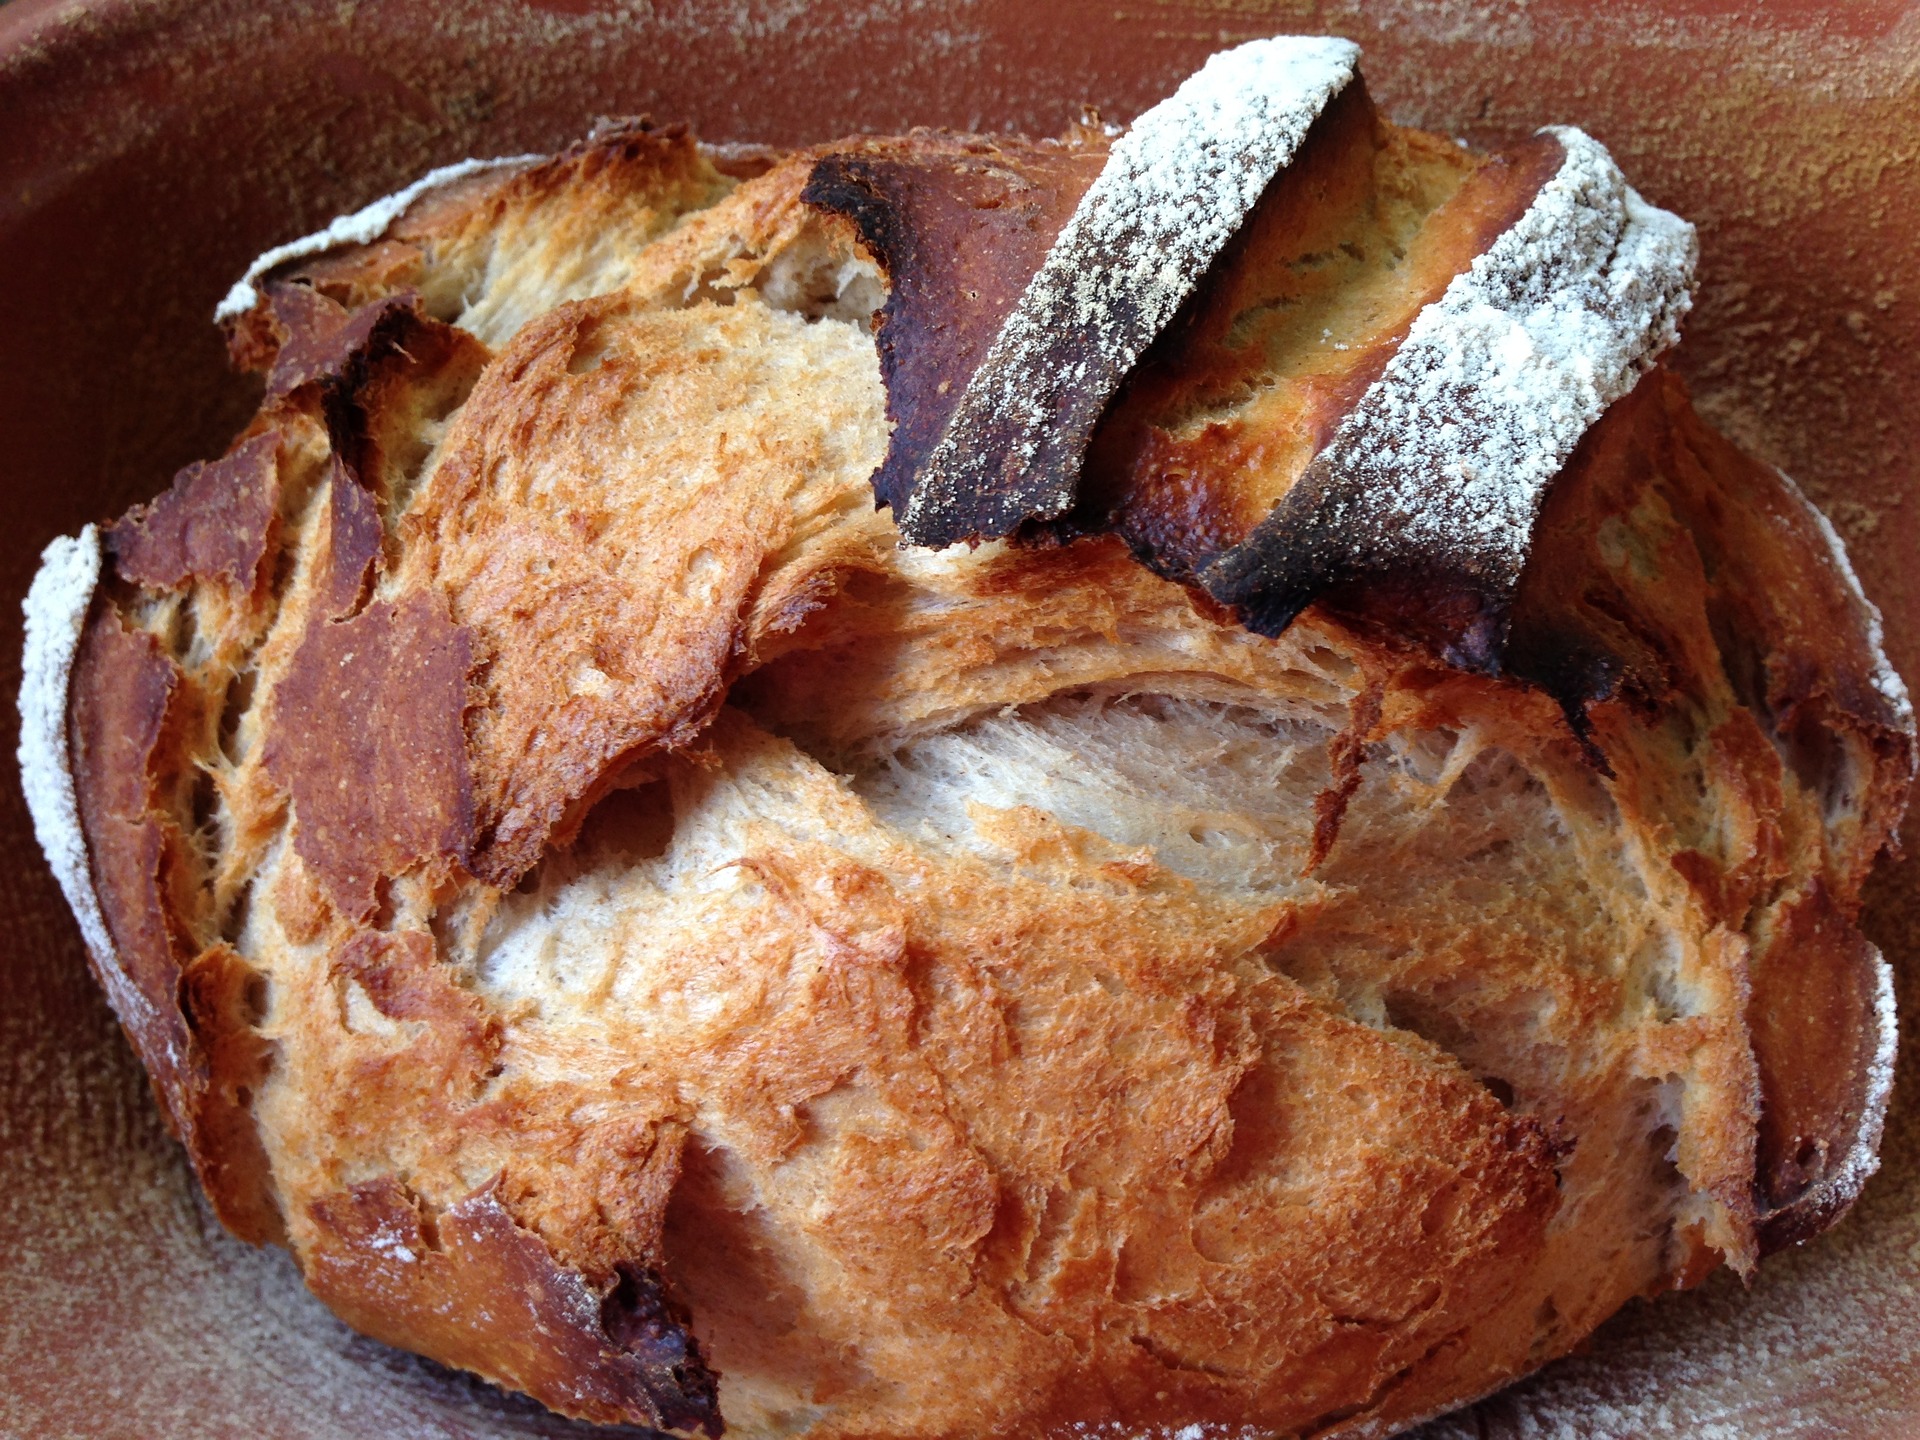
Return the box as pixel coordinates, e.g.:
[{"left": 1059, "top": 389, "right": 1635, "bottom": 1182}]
[{"left": 36, "top": 68, "right": 1916, "bottom": 1440}]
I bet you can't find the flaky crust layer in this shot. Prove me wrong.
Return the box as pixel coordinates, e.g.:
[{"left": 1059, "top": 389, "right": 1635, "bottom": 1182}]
[{"left": 22, "top": 85, "right": 1914, "bottom": 1440}]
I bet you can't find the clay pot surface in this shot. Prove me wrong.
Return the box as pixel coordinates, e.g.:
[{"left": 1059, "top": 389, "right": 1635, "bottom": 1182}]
[{"left": 3, "top": 2, "right": 1917, "bottom": 1435}]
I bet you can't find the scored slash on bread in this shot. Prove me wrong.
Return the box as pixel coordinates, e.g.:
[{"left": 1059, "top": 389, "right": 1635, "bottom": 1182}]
[
  {"left": 812, "top": 57, "right": 1693, "bottom": 675},
  {"left": 16, "top": 37, "right": 1919, "bottom": 1440},
  {"left": 1195, "top": 125, "right": 1695, "bottom": 650},
  {"left": 875, "top": 36, "right": 1360, "bottom": 547}
]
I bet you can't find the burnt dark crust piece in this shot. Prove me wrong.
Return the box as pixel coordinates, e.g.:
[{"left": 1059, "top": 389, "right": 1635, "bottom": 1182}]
[
  {"left": 833, "top": 49, "right": 1362, "bottom": 554},
  {"left": 801, "top": 131, "right": 1108, "bottom": 518}
]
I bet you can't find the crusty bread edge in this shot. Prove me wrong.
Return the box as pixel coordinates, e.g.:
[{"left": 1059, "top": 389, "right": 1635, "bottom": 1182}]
[
  {"left": 212, "top": 153, "right": 543, "bottom": 323},
  {"left": 1777, "top": 465, "right": 1916, "bottom": 728},
  {"left": 15, "top": 526, "right": 141, "bottom": 1023},
  {"left": 1797, "top": 943, "right": 1900, "bottom": 1235},
  {"left": 1757, "top": 466, "right": 1908, "bottom": 1247},
  {"left": 1343, "top": 953, "right": 1893, "bottom": 1438}
]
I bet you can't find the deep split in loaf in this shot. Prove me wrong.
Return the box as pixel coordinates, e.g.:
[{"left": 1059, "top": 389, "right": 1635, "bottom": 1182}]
[{"left": 18, "top": 35, "right": 1916, "bottom": 1440}]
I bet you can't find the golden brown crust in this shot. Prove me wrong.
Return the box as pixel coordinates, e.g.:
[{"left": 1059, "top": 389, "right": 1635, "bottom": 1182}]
[
  {"left": 305, "top": 1176, "right": 720, "bottom": 1434},
  {"left": 262, "top": 589, "right": 474, "bottom": 923},
  {"left": 47, "top": 71, "right": 1915, "bottom": 1440}
]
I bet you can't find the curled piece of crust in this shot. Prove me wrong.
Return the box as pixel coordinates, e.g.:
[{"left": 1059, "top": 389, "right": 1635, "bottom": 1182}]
[
  {"left": 18, "top": 530, "right": 117, "bottom": 1005},
  {"left": 215, "top": 154, "right": 543, "bottom": 323}
]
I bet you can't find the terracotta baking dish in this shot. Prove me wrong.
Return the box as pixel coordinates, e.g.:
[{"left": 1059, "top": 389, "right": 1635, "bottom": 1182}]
[{"left": 3, "top": 1, "right": 1917, "bottom": 1434}]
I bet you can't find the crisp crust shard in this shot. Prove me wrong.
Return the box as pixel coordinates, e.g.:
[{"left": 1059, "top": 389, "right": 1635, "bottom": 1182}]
[
  {"left": 1504, "top": 369, "right": 1916, "bottom": 1250},
  {"left": 107, "top": 433, "right": 280, "bottom": 595},
  {"left": 263, "top": 588, "right": 475, "bottom": 924},
  {"left": 875, "top": 35, "right": 1360, "bottom": 547},
  {"left": 22, "top": 528, "right": 284, "bottom": 1245},
  {"left": 18, "top": 529, "right": 116, "bottom": 996},
  {"left": 262, "top": 284, "right": 416, "bottom": 400},
  {"left": 1785, "top": 463, "right": 1915, "bottom": 729},
  {"left": 801, "top": 131, "right": 1109, "bottom": 516},
  {"left": 222, "top": 120, "right": 736, "bottom": 359}
]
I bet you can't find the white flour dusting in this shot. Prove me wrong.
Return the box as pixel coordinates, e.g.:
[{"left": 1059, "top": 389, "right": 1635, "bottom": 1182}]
[
  {"left": 1215, "top": 125, "right": 1696, "bottom": 603},
  {"left": 901, "top": 35, "right": 1359, "bottom": 542},
  {"left": 213, "top": 153, "right": 542, "bottom": 322},
  {"left": 15, "top": 527, "right": 155, "bottom": 1035}
]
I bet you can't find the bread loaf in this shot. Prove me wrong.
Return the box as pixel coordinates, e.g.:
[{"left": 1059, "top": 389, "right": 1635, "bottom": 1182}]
[{"left": 18, "top": 37, "right": 1914, "bottom": 1439}]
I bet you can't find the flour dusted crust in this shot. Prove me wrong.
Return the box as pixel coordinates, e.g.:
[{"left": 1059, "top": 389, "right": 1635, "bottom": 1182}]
[
  {"left": 886, "top": 35, "right": 1360, "bottom": 546},
  {"left": 19, "top": 41, "right": 1916, "bottom": 1440}
]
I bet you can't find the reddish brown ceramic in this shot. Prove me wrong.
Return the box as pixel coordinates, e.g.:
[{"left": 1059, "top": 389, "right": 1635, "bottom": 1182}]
[{"left": 3, "top": 2, "right": 1917, "bottom": 1435}]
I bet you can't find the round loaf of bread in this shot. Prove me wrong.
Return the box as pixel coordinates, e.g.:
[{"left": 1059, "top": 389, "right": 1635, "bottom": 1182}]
[{"left": 19, "top": 39, "right": 1914, "bottom": 1440}]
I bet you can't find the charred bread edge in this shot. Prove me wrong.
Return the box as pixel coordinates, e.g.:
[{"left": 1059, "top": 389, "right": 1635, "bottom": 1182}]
[
  {"left": 213, "top": 153, "right": 544, "bottom": 323},
  {"left": 16, "top": 527, "right": 133, "bottom": 1017},
  {"left": 1201, "top": 126, "right": 1697, "bottom": 649},
  {"left": 894, "top": 34, "right": 1360, "bottom": 547},
  {"left": 800, "top": 133, "right": 1110, "bottom": 522}
]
